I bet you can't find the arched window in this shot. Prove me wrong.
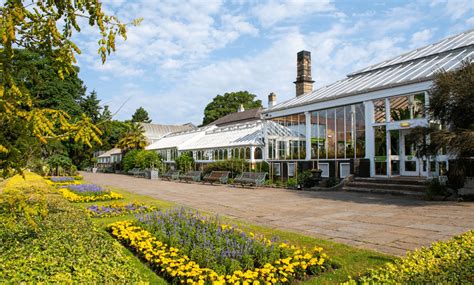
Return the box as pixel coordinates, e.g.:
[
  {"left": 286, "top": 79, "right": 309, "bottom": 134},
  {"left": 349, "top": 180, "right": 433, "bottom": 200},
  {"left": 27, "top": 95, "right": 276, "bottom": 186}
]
[
  {"left": 214, "top": 150, "right": 218, "bottom": 160},
  {"left": 224, "top": 149, "right": 228, "bottom": 160},
  {"left": 245, "top": 147, "right": 251, "bottom": 159},
  {"left": 254, "top": 147, "right": 262, "bottom": 159},
  {"left": 239, "top": 148, "right": 245, "bottom": 159},
  {"left": 234, "top": 148, "right": 239, "bottom": 159}
]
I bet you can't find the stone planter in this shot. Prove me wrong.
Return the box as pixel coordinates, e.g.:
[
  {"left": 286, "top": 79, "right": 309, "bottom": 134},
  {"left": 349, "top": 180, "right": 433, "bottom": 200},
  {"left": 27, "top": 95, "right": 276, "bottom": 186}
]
[
  {"left": 92, "top": 167, "right": 97, "bottom": 173},
  {"left": 148, "top": 169, "right": 159, "bottom": 180}
]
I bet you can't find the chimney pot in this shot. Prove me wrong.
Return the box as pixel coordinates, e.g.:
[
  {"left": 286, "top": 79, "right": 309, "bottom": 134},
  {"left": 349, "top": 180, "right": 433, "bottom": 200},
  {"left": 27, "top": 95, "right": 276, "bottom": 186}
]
[{"left": 294, "top": 50, "right": 314, "bottom": 97}]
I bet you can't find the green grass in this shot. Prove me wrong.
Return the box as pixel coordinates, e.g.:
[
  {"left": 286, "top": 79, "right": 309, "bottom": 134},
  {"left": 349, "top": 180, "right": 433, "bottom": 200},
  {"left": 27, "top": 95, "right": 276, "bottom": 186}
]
[{"left": 72, "top": 183, "right": 395, "bottom": 284}]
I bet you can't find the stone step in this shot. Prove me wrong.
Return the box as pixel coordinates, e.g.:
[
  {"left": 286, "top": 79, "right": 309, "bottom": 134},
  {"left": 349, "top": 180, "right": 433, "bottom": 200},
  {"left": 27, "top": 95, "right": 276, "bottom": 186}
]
[
  {"left": 343, "top": 186, "right": 425, "bottom": 197},
  {"left": 346, "top": 181, "right": 425, "bottom": 192},
  {"left": 353, "top": 177, "right": 426, "bottom": 186}
]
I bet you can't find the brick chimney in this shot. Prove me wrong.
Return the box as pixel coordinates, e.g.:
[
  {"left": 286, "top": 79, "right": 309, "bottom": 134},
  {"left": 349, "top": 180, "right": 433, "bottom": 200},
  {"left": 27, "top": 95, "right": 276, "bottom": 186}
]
[
  {"left": 268, "top": 92, "right": 277, "bottom": 108},
  {"left": 293, "top": 50, "right": 314, "bottom": 96}
]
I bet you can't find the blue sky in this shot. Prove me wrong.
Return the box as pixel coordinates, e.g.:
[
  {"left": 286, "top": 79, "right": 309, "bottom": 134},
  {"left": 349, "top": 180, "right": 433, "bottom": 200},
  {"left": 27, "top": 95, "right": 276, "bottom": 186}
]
[{"left": 72, "top": 0, "right": 474, "bottom": 125}]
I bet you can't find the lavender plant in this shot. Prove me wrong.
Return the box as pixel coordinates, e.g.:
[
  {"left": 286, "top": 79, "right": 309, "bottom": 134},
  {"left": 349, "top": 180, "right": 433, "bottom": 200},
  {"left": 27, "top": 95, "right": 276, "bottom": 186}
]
[
  {"left": 87, "top": 203, "right": 155, "bottom": 218},
  {"left": 137, "top": 208, "right": 293, "bottom": 275},
  {"left": 50, "top": 176, "right": 74, "bottom": 182},
  {"left": 67, "top": 184, "right": 108, "bottom": 196}
]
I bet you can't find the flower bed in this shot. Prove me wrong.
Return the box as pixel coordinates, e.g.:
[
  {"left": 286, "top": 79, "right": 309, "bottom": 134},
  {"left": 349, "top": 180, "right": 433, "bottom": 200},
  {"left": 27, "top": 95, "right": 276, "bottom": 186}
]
[
  {"left": 109, "top": 208, "right": 333, "bottom": 284},
  {"left": 346, "top": 230, "right": 474, "bottom": 284},
  {"left": 46, "top": 176, "right": 82, "bottom": 187},
  {"left": 86, "top": 202, "right": 156, "bottom": 218},
  {"left": 59, "top": 184, "right": 123, "bottom": 202}
]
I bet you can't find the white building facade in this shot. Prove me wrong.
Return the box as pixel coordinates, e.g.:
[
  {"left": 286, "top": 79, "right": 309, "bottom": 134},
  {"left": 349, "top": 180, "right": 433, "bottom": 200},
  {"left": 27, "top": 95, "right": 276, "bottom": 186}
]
[{"left": 262, "top": 29, "right": 473, "bottom": 179}]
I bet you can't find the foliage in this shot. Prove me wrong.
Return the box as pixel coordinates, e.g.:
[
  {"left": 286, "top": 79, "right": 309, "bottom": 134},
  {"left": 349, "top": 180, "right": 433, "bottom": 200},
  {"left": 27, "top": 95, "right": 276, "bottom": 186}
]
[
  {"left": 300, "top": 170, "right": 317, "bottom": 188},
  {"left": 46, "top": 154, "right": 73, "bottom": 176},
  {"left": 116, "top": 122, "right": 147, "bottom": 151},
  {"left": 0, "top": 176, "right": 143, "bottom": 283},
  {"left": 80, "top": 90, "right": 102, "bottom": 123},
  {"left": 0, "top": 173, "right": 49, "bottom": 232},
  {"left": 135, "top": 150, "right": 163, "bottom": 170},
  {"left": 99, "top": 120, "right": 128, "bottom": 151},
  {"left": 86, "top": 202, "right": 156, "bottom": 218},
  {"left": 110, "top": 215, "right": 332, "bottom": 283},
  {"left": 346, "top": 230, "right": 473, "bottom": 284},
  {"left": 67, "top": 184, "right": 107, "bottom": 197},
  {"left": 59, "top": 188, "right": 123, "bottom": 203},
  {"left": 122, "top": 149, "right": 140, "bottom": 172},
  {"left": 174, "top": 152, "right": 195, "bottom": 172},
  {"left": 447, "top": 160, "right": 467, "bottom": 191},
  {"left": 131, "top": 107, "right": 152, "bottom": 123},
  {"left": 326, "top": 178, "right": 339, "bottom": 188},
  {"left": 425, "top": 178, "right": 448, "bottom": 199},
  {"left": 202, "top": 91, "right": 262, "bottom": 125},
  {"left": 287, "top": 178, "right": 298, "bottom": 188},
  {"left": 202, "top": 158, "right": 252, "bottom": 178},
  {"left": 0, "top": 0, "right": 141, "bottom": 176}
]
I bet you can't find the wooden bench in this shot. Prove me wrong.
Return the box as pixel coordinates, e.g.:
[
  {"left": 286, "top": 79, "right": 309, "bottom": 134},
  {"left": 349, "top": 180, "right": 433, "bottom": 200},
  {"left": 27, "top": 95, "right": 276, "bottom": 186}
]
[
  {"left": 234, "top": 172, "right": 267, "bottom": 187},
  {"left": 179, "top": 171, "right": 202, "bottom": 182},
  {"left": 161, "top": 170, "right": 180, "bottom": 181},
  {"left": 203, "top": 171, "right": 230, "bottom": 184}
]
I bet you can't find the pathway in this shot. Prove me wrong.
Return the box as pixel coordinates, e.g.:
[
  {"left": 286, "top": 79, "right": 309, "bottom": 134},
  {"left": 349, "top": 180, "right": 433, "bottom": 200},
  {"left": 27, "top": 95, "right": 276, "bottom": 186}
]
[{"left": 82, "top": 172, "right": 474, "bottom": 256}]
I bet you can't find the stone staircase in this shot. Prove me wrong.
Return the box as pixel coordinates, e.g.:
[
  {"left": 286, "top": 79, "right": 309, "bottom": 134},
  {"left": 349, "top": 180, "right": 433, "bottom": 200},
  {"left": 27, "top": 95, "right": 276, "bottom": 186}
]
[{"left": 343, "top": 177, "right": 427, "bottom": 197}]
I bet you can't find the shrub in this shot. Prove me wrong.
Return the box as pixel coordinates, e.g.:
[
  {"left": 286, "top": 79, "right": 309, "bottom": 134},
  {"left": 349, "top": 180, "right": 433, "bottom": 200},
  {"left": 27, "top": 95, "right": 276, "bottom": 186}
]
[
  {"left": 202, "top": 158, "right": 249, "bottom": 178},
  {"left": 122, "top": 149, "right": 140, "bottom": 172},
  {"left": 46, "top": 154, "right": 74, "bottom": 176},
  {"left": 346, "top": 230, "right": 474, "bottom": 284},
  {"left": 135, "top": 150, "right": 164, "bottom": 170},
  {"left": 300, "top": 170, "right": 317, "bottom": 188},
  {"left": 0, "top": 174, "right": 143, "bottom": 283},
  {"left": 425, "top": 178, "right": 448, "bottom": 199},
  {"left": 174, "top": 152, "right": 194, "bottom": 172},
  {"left": 287, "top": 177, "right": 298, "bottom": 188},
  {"left": 326, "top": 177, "right": 339, "bottom": 188}
]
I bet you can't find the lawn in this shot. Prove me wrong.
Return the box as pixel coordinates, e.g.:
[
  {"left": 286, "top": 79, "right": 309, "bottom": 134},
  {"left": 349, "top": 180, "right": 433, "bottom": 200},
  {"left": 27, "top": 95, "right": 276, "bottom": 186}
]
[{"left": 76, "top": 184, "right": 394, "bottom": 284}]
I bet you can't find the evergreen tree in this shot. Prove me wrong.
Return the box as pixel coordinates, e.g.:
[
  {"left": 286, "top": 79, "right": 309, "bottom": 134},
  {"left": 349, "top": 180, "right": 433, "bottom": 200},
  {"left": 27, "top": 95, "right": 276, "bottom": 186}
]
[
  {"left": 80, "top": 91, "right": 102, "bottom": 123},
  {"left": 131, "top": 107, "right": 152, "bottom": 123}
]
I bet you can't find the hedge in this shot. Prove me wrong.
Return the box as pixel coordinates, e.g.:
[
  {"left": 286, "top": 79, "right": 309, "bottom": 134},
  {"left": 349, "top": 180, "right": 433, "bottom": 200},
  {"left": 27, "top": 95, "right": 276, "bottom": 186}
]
[
  {"left": 0, "top": 173, "right": 143, "bottom": 283},
  {"left": 346, "top": 230, "right": 473, "bottom": 284}
]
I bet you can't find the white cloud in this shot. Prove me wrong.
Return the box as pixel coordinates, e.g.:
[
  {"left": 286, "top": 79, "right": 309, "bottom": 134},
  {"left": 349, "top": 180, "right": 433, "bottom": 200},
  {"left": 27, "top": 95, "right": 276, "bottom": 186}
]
[
  {"left": 409, "top": 28, "right": 436, "bottom": 49},
  {"left": 431, "top": 0, "right": 474, "bottom": 20},
  {"left": 251, "top": 0, "right": 335, "bottom": 27}
]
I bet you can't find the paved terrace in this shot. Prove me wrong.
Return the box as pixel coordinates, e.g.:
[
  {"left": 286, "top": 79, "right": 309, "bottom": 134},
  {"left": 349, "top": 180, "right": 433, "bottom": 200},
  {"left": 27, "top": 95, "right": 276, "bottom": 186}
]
[{"left": 82, "top": 172, "right": 474, "bottom": 256}]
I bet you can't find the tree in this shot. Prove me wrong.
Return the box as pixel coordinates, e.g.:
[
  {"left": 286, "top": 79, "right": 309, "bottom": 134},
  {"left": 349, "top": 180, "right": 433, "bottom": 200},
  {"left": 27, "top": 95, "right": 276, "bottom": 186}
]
[
  {"left": 46, "top": 154, "right": 73, "bottom": 176},
  {"left": 0, "top": 1, "right": 141, "bottom": 176},
  {"left": 131, "top": 107, "right": 152, "bottom": 123},
  {"left": 116, "top": 122, "right": 147, "bottom": 151},
  {"left": 80, "top": 90, "right": 102, "bottom": 123},
  {"left": 202, "top": 91, "right": 262, "bottom": 125},
  {"left": 135, "top": 150, "right": 164, "bottom": 170},
  {"left": 411, "top": 61, "right": 474, "bottom": 191}
]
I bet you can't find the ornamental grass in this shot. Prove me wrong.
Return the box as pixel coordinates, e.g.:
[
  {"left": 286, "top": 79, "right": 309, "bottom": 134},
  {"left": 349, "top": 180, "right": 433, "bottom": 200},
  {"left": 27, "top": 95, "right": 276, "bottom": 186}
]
[{"left": 108, "top": 208, "right": 334, "bottom": 284}]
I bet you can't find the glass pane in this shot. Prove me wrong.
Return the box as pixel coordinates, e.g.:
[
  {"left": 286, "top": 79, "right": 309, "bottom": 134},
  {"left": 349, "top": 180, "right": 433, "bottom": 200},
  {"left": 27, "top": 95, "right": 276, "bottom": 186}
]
[
  {"left": 336, "top": 107, "right": 345, "bottom": 158},
  {"left": 327, "top": 109, "right": 335, "bottom": 159},
  {"left": 391, "top": 160, "right": 400, "bottom": 175},
  {"left": 405, "top": 161, "right": 417, "bottom": 172},
  {"left": 413, "top": 93, "right": 425, "bottom": 119},
  {"left": 390, "top": 130, "right": 400, "bottom": 155},
  {"left": 298, "top": 113, "right": 306, "bottom": 159},
  {"left": 345, "top": 106, "right": 354, "bottom": 158},
  {"left": 355, "top": 104, "right": 365, "bottom": 158},
  {"left": 319, "top": 110, "right": 327, "bottom": 159},
  {"left": 374, "top": 125, "right": 387, "bottom": 175},
  {"left": 374, "top": 99, "right": 385, "bottom": 123},
  {"left": 311, "top": 111, "right": 318, "bottom": 159},
  {"left": 390, "top": 96, "right": 411, "bottom": 121}
]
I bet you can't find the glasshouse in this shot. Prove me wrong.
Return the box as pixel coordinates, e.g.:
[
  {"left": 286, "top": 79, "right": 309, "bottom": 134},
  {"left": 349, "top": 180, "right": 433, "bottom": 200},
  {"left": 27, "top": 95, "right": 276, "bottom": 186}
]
[
  {"left": 146, "top": 108, "right": 265, "bottom": 167},
  {"left": 262, "top": 29, "right": 473, "bottom": 179}
]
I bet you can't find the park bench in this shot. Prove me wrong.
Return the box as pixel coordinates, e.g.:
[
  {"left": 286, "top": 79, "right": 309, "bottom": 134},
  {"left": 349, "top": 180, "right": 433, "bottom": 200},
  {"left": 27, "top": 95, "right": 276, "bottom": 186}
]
[
  {"left": 179, "top": 171, "right": 202, "bottom": 182},
  {"left": 161, "top": 170, "right": 180, "bottom": 181},
  {"left": 202, "top": 171, "right": 230, "bottom": 184},
  {"left": 128, "top": 168, "right": 139, "bottom": 176},
  {"left": 234, "top": 172, "right": 267, "bottom": 187}
]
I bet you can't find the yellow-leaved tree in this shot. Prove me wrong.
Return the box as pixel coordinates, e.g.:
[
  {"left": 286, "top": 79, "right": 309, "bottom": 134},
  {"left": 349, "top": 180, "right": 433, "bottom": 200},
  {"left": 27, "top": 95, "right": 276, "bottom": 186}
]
[{"left": 0, "top": 0, "right": 142, "bottom": 176}]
